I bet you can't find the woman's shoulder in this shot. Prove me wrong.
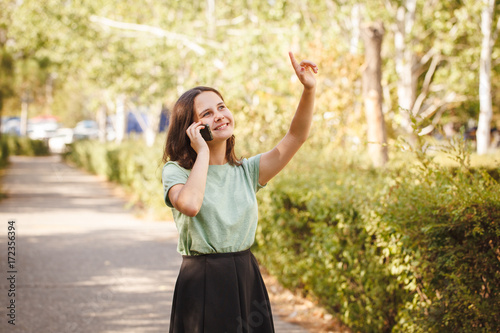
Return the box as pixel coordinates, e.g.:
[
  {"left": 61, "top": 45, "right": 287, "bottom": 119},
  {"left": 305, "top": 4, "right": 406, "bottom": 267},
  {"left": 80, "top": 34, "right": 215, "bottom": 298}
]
[
  {"left": 163, "top": 160, "right": 190, "bottom": 175},
  {"left": 238, "top": 154, "right": 262, "bottom": 175},
  {"left": 241, "top": 154, "right": 261, "bottom": 166}
]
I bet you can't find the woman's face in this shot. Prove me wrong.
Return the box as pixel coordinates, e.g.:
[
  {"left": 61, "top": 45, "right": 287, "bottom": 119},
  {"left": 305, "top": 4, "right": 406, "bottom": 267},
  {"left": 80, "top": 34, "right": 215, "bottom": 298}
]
[{"left": 193, "top": 91, "right": 234, "bottom": 142}]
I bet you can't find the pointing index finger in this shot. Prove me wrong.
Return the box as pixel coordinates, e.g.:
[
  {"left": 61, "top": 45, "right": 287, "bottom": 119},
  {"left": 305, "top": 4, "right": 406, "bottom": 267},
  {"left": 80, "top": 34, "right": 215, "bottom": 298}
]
[{"left": 289, "top": 51, "right": 300, "bottom": 70}]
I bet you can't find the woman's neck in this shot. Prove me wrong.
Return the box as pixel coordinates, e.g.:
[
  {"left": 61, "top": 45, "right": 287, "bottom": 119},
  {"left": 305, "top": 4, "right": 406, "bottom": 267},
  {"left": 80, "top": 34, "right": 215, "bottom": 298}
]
[{"left": 208, "top": 141, "right": 227, "bottom": 165}]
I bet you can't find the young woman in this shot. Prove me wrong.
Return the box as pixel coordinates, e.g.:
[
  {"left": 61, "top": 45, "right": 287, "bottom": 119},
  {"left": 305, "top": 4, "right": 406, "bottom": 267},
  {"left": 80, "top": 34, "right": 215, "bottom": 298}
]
[{"left": 162, "top": 52, "right": 317, "bottom": 333}]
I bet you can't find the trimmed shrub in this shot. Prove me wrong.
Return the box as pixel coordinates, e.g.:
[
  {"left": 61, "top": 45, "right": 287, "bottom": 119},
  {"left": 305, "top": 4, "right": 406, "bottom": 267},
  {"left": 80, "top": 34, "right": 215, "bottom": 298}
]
[
  {"left": 253, "top": 143, "right": 500, "bottom": 332},
  {"left": 255, "top": 166, "right": 405, "bottom": 332},
  {"left": 3, "top": 135, "right": 50, "bottom": 156},
  {"left": 0, "top": 135, "right": 50, "bottom": 169},
  {"left": 380, "top": 161, "right": 500, "bottom": 332},
  {"left": 0, "top": 137, "right": 9, "bottom": 168}
]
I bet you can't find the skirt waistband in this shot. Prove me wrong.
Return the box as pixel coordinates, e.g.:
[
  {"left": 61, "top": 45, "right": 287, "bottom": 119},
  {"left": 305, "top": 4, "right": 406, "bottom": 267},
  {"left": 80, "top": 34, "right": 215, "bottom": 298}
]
[{"left": 182, "top": 248, "right": 251, "bottom": 260}]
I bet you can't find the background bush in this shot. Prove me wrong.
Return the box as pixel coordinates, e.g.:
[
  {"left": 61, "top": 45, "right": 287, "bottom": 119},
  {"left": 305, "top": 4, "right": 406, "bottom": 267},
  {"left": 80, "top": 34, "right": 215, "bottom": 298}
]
[
  {"left": 65, "top": 138, "right": 500, "bottom": 333},
  {"left": 1, "top": 135, "right": 50, "bottom": 157},
  {"left": 0, "top": 137, "right": 9, "bottom": 168},
  {"left": 253, "top": 141, "right": 500, "bottom": 333},
  {"left": 0, "top": 135, "right": 50, "bottom": 170}
]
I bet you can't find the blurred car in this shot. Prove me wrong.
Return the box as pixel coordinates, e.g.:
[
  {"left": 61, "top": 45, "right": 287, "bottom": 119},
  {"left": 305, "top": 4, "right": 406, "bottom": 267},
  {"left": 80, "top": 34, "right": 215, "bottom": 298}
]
[
  {"left": 1, "top": 117, "right": 21, "bottom": 136},
  {"left": 27, "top": 115, "right": 60, "bottom": 140},
  {"left": 73, "top": 120, "right": 99, "bottom": 140},
  {"left": 48, "top": 128, "right": 74, "bottom": 154}
]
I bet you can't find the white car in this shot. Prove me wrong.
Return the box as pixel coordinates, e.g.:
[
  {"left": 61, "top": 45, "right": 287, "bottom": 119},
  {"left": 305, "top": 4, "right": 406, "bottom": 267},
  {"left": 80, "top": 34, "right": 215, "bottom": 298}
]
[
  {"left": 73, "top": 120, "right": 99, "bottom": 140},
  {"left": 48, "top": 128, "right": 74, "bottom": 154}
]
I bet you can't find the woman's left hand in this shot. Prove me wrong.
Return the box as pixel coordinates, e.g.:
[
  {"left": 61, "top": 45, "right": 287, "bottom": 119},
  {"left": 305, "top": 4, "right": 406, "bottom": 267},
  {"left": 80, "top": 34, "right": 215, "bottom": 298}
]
[{"left": 289, "top": 52, "right": 318, "bottom": 90}]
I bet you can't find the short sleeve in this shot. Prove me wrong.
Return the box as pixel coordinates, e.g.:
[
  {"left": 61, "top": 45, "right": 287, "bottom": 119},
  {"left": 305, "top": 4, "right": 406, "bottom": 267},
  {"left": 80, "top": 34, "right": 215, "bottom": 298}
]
[
  {"left": 246, "top": 154, "right": 266, "bottom": 193},
  {"left": 162, "top": 161, "right": 190, "bottom": 208}
]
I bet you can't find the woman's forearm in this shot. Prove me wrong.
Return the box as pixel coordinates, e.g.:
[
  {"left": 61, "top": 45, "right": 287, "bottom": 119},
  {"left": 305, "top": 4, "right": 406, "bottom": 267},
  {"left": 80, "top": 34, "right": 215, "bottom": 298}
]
[
  {"left": 173, "top": 150, "right": 210, "bottom": 217},
  {"left": 288, "top": 86, "right": 316, "bottom": 143}
]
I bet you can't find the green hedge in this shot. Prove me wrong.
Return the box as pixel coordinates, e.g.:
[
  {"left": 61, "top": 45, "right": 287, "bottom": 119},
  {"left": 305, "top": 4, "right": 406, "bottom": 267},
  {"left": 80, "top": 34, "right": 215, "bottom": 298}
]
[
  {"left": 0, "top": 135, "right": 50, "bottom": 168},
  {"left": 65, "top": 138, "right": 500, "bottom": 332},
  {"left": 380, "top": 165, "right": 500, "bottom": 333},
  {"left": 1, "top": 135, "right": 50, "bottom": 157},
  {"left": 0, "top": 137, "right": 9, "bottom": 168},
  {"left": 253, "top": 146, "right": 500, "bottom": 332},
  {"left": 64, "top": 140, "right": 171, "bottom": 220}
]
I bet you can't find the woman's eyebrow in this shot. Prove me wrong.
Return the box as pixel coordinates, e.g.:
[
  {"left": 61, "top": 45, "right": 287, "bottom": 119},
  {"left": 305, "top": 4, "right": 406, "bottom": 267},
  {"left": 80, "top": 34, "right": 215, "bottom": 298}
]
[
  {"left": 199, "top": 102, "right": 224, "bottom": 116},
  {"left": 199, "top": 107, "right": 211, "bottom": 116}
]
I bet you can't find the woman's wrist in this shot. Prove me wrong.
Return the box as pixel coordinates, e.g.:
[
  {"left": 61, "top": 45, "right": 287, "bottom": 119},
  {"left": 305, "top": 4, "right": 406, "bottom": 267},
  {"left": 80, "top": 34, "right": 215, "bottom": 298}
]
[
  {"left": 303, "top": 85, "right": 316, "bottom": 94},
  {"left": 195, "top": 149, "right": 210, "bottom": 166}
]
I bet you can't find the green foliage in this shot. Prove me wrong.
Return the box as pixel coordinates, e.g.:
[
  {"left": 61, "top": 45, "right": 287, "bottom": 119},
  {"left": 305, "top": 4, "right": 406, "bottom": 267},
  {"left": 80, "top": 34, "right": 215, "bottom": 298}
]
[
  {"left": 254, "top": 156, "right": 403, "bottom": 332},
  {"left": 382, "top": 134, "right": 500, "bottom": 332},
  {"left": 64, "top": 139, "right": 171, "bottom": 220},
  {"left": 2, "top": 135, "right": 50, "bottom": 156},
  {"left": 0, "top": 135, "right": 50, "bottom": 170},
  {"left": 253, "top": 137, "right": 500, "bottom": 332},
  {"left": 0, "top": 136, "right": 9, "bottom": 168},
  {"left": 4, "top": 0, "right": 497, "bottom": 143}
]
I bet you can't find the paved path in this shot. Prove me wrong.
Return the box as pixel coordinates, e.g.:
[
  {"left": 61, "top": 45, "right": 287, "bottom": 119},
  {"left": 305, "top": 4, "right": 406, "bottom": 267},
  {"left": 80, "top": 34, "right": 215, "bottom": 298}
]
[{"left": 0, "top": 155, "right": 308, "bottom": 333}]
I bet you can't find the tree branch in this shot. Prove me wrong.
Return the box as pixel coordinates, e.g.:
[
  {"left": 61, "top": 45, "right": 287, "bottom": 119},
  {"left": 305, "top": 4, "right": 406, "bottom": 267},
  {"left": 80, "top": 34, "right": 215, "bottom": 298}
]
[
  {"left": 412, "top": 53, "right": 441, "bottom": 116},
  {"left": 417, "top": 92, "right": 467, "bottom": 136},
  {"left": 417, "top": 106, "right": 446, "bottom": 136},
  {"left": 419, "top": 92, "right": 467, "bottom": 120},
  {"left": 89, "top": 15, "right": 206, "bottom": 55},
  {"left": 412, "top": 47, "right": 437, "bottom": 73}
]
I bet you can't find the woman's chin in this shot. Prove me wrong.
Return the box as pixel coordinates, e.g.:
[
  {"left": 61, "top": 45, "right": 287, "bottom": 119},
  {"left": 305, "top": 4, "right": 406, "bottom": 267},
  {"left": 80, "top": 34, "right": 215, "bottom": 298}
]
[{"left": 211, "top": 129, "right": 234, "bottom": 142}]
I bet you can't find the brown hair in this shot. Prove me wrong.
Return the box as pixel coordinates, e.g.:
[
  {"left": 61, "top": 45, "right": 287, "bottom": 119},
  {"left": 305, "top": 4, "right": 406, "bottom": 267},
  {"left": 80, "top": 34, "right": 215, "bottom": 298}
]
[{"left": 162, "top": 86, "right": 241, "bottom": 169}]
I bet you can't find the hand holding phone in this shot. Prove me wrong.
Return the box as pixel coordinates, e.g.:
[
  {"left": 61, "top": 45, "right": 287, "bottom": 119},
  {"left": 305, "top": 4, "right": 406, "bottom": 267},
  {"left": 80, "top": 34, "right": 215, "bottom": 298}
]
[{"left": 200, "top": 124, "right": 213, "bottom": 141}]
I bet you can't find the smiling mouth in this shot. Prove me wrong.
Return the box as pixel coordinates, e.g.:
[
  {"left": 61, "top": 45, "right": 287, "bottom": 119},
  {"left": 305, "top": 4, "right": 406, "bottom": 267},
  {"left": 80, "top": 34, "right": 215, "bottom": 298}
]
[{"left": 214, "top": 123, "right": 228, "bottom": 130}]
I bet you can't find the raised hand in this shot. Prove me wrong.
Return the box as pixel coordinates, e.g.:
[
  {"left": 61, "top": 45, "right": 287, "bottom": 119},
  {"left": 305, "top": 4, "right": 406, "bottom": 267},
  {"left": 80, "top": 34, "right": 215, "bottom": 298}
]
[{"left": 289, "top": 51, "right": 318, "bottom": 90}]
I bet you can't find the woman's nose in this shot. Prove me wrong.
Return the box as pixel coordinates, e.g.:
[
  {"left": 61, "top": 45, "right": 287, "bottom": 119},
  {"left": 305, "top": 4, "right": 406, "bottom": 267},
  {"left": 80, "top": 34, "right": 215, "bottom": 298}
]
[{"left": 214, "top": 111, "right": 225, "bottom": 122}]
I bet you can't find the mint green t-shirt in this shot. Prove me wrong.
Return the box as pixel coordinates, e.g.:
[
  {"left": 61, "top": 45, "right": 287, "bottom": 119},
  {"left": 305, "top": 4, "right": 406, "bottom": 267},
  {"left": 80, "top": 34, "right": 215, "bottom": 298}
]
[{"left": 162, "top": 154, "right": 265, "bottom": 256}]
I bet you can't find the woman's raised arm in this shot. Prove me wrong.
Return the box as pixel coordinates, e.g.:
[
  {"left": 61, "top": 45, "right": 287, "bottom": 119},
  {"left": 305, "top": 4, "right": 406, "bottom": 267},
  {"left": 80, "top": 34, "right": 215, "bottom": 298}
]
[{"left": 258, "top": 52, "right": 318, "bottom": 186}]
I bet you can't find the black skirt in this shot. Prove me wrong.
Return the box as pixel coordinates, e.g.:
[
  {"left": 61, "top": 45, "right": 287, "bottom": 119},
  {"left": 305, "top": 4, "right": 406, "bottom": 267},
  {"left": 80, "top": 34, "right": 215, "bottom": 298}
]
[{"left": 169, "top": 248, "right": 275, "bottom": 333}]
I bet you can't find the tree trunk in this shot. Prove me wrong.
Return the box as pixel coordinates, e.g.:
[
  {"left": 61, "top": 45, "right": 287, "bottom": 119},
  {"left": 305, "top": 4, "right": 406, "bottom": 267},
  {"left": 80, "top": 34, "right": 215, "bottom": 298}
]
[
  {"left": 477, "top": 0, "right": 495, "bottom": 155},
  {"left": 129, "top": 102, "right": 161, "bottom": 147},
  {"left": 145, "top": 101, "right": 162, "bottom": 147},
  {"left": 44, "top": 73, "right": 55, "bottom": 115},
  {"left": 394, "top": 0, "right": 418, "bottom": 134},
  {"left": 362, "top": 22, "right": 388, "bottom": 167},
  {"left": 20, "top": 90, "right": 30, "bottom": 137},
  {"left": 0, "top": 91, "right": 3, "bottom": 141},
  {"left": 115, "top": 94, "right": 126, "bottom": 144},
  {"left": 349, "top": 3, "right": 362, "bottom": 55},
  {"left": 97, "top": 105, "right": 107, "bottom": 143}
]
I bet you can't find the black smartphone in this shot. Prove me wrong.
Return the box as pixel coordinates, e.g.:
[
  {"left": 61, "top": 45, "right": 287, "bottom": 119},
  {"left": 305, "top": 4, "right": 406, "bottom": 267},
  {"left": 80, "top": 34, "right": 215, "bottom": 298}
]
[{"left": 200, "top": 124, "right": 213, "bottom": 141}]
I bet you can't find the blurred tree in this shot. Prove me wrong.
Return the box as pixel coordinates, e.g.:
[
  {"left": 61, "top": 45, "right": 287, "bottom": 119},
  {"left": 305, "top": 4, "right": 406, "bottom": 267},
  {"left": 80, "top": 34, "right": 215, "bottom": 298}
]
[
  {"left": 477, "top": 0, "right": 499, "bottom": 154},
  {"left": 362, "top": 22, "right": 388, "bottom": 167},
  {"left": 17, "top": 59, "right": 50, "bottom": 136},
  {"left": 0, "top": 0, "right": 16, "bottom": 140},
  {"left": 375, "top": 0, "right": 471, "bottom": 137},
  {"left": 2, "top": 0, "right": 498, "bottom": 153},
  {"left": 392, "top": 0, "right": 418, "bottom": 134}
]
